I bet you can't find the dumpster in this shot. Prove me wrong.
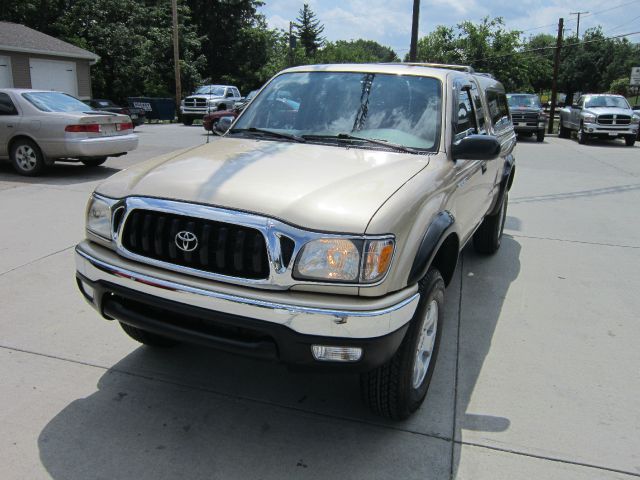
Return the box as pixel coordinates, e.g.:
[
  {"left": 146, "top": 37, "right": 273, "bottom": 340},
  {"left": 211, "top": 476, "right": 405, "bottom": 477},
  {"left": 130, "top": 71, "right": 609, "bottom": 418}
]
[{"left": 127, "top": 97, "right": 175, "bottom": 121}]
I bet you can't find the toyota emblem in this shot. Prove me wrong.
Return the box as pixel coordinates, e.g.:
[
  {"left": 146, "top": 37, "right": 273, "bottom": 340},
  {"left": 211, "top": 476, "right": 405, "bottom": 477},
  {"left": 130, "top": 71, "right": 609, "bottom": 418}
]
[{"left": 175, "top": 231, "right": 198, "bottom": 252}]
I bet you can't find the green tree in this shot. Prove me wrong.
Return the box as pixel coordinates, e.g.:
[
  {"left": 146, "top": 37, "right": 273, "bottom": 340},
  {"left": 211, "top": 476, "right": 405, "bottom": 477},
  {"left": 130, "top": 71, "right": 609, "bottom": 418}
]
[
  {"left": 57, "top": 0, "right": 204, "bottom": 102},
  {"left": 293, "top": 3, "right": 325, "bottom": 57},
  {"left": 317, "top": 40, "right": 398, "bottom": 63},
  {"left": 414, "top": 26, "right": 461, "bottom": 64}
]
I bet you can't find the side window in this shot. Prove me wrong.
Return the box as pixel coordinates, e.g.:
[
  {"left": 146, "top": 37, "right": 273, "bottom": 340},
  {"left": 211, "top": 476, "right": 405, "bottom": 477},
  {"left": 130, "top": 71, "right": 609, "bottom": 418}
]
[
  {"left": 0, "top": 93, "right": 17, "bottom": 115},
  {"left": 234, "top": 88, "right": 241, "bottom": 98},
  {"left": 455, "top": 88, "right": 476, "bottom": 141},
  {"left": 470, "top": 82, "right": 486, "bottom": 134},
  {"left": 486, "top": 90, "right": 510, "bottom": 132}
]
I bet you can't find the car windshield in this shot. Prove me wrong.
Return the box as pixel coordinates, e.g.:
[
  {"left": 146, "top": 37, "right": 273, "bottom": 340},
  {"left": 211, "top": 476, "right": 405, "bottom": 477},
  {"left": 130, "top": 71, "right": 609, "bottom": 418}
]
[
  {"left": 22, "top": 92, "right": 91, "bottom": 112},
  {"left": 195, "top": 86, "right": 225, "bottom": 96},
  {"left": 94, "top": 100, "right": 115, "bottom": 107},
  {"left": 507, "top": 94, "right": 541, "bottom": 108},
  {"left": 584, "top": 96, "right": 630, "bottom": 109},
  {"left": 233, "top": 71, "right": 442, "bottom": 151}
]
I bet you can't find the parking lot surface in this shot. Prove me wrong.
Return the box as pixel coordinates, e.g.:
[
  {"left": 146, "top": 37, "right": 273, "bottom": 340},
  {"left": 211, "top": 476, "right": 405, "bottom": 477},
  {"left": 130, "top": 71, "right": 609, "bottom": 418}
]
[{"left": 1, "top": 125, "right": 639, "bottom": 479}]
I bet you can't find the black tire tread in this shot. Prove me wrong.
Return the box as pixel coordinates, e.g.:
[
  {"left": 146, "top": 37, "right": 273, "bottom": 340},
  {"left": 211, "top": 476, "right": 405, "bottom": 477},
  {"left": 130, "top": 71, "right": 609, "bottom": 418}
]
[
  {"left": 361, "top": 269, "right": 444, "bottom": 420},
  {"left": 473, "top": 192, "right": 508, "bottom": 255}
]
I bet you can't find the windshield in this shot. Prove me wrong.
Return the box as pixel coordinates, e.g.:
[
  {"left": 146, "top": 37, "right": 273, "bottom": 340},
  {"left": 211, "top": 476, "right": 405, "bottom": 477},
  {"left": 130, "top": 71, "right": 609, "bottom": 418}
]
[
  {"left": 584, "top": 96, "right": 630, "bottom": 109},
  {"left": 507, "top": 94, "right": 541, "bottom": 108},
  {"left": 22, "top": 92, "right": 91, "bottom": 112},
  {"left": 233, "top": 71, "right": 442, "bottom": 151},
  {"left": 195, "top": 86, "right": 225, "bottom": 96}
]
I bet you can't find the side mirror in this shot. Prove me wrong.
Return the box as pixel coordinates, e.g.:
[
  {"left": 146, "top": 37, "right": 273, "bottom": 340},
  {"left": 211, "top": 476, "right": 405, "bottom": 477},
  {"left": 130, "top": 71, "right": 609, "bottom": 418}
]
[
  {"left": 215, "top": 115, "right": 234, "bottom": 133},
  {"left": 452, "top": 135, "right": 501, "bottom": 161}
]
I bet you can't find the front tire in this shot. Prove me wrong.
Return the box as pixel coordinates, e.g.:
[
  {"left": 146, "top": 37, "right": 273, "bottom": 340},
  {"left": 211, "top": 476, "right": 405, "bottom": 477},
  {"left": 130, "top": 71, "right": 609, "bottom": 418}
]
[
  {"left": 119, "top": 322, "right": 179, "bottom": 348},
  {"left": 577, "top": 125, "right": 588, "bottom": 144},
  {"left": 559, "top": 122, "right": 570, "bottom": 139},
  {"left": 536, "top": 130, "right": 545, "bottom": 142},
  {"left": 473, "top": 192, "right": 508, "bottom": 254},
  {"left": 624, "top": 135, "right": 636, "bottom": 147},
  {"left": 360, "top": 269, "right": 445, "bottom": 420},
  {"left": 10, "top": 138, "right": 46, "bottom": 176},
  {"left": 183, "top": 117, "right": 194, "bottom": 126}
]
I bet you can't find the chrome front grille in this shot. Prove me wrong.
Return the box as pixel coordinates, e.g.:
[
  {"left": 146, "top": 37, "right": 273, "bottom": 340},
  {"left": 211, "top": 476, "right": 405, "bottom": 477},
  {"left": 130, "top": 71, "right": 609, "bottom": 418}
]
[
  {"left": 184, "top": 98, "right": 207, "bottom": 108},
  {"left": 597, "top": 114, "right": 631, "bottom": 125},
  {"left": 121, "top": 209, "right": 270, "bottom": 280}
]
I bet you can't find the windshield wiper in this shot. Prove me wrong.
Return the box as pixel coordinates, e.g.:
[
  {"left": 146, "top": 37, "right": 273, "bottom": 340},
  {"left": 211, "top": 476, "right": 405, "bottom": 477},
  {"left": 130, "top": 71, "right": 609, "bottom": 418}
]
[
  {"left": 228, "top": 127, "right": 306, "bottom": 143},
  {"left": 303, "top": 133, "right": 418, "bottom": 154}
]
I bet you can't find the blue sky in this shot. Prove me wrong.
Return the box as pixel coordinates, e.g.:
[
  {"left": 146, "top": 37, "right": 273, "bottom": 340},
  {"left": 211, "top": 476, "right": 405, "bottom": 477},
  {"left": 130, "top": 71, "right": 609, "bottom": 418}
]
[{"left": 260, "top": 0, "right": 640, "bottom": 55}]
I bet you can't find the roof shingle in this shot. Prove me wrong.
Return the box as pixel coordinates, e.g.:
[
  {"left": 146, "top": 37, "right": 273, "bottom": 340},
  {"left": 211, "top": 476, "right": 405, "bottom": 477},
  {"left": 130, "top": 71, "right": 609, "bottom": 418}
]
[{"left": 0, "top": 22, "right": 99, "bottom": 61}]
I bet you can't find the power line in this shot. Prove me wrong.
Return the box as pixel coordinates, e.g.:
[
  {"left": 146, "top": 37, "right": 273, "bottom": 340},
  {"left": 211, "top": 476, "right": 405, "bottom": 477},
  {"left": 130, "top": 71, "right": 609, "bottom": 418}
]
[
  {"left": 471, "top": 30, "right": 640, "bottom": 63},
  {"left": 606, "top": 13, "right": 640, "bottom": 34},
  {"left": 518, "top": 0, "right": 640, "bottom": 35}
]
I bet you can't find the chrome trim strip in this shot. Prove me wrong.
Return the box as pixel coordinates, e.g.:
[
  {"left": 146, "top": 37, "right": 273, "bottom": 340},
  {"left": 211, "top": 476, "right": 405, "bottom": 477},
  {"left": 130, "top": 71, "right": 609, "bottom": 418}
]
[
  {"left": 99, "top": 195, "right": 395, "bottom": 290},
  {"left": 77, "top": 247, "right": 419, "bottom": 319}
]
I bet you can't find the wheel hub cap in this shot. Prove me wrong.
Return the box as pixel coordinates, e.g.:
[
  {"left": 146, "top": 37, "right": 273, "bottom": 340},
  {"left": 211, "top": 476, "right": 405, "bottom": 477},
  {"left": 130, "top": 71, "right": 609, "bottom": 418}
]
[
  {"left": 412, "top": 299, "right": 438, "bottom": 389},
  {"left": 15, "top": 146, "right": 36, "bottom": 171}
]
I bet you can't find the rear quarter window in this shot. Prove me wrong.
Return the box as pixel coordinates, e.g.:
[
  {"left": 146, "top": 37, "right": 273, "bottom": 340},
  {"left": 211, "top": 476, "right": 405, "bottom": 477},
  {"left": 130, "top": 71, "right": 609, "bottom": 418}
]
[{"left": 486, "top": 90, "right": 511, "bottom": 131}]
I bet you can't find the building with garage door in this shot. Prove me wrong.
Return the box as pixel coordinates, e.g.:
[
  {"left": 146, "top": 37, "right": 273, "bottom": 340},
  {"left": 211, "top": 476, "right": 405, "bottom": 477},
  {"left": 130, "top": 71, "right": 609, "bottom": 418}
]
[{"left": 0, "top": 22, "right": 98, "bottom": 99}]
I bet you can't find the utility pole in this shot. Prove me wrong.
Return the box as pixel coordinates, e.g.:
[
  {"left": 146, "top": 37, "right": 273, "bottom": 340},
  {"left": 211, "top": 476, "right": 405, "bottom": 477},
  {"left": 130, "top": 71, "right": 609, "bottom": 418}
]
[
  {"left": 171, "top": 0, "right": 181, "bottom": 120},
  {"left": 289, "top": 21, "right": 294, "bottom": 67},
  {"left": 409, "top": 0, "right": 420, "bottom": 62},
  {"left": 548, "top": 17, "right": 563, "bottom": 134},
  {"left": 570, "top": 11, "right": 588, "bottom": 38}
]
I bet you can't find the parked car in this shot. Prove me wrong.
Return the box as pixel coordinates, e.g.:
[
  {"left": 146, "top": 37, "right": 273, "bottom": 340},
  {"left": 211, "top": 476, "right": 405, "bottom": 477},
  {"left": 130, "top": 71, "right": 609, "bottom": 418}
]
[
  {"left": 0, "top": 89, "right": 138, "bottom": 176},
  {"left": 558, "top": 94, "right": 639, "bottom": 146},
  {"left": 74, "top": 63, "right": 515, "bottom": 419},
  {"left": 86, "top": 99, "right": 146, "bottom": 127},
  {"left": 202, "top": 90, "right": 259, "bottom": 132},
  {"left": 179, "top": 85, "right": 242, "bottom": 126},
  {"left": 507, "top": 93, "right": 546, "bottom": 142}
]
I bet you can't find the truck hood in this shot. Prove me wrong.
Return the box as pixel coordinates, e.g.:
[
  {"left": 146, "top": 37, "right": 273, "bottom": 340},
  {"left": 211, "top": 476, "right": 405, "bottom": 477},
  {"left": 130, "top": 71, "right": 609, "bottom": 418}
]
[
  {"left": 584, "top": 107, "right": 634, "bottom": 116},
  {"left": 95, "top": 138, "right": 430, "bottom": 233},
  {"left": 186, "top": 95, "right": 224, "bottom": 101}
]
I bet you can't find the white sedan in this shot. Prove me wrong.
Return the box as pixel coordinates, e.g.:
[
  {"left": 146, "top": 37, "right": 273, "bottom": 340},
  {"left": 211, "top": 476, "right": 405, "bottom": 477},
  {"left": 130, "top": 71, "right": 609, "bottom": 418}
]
[{"left": 0, "top": 88, "right": 138, "bottom": 176}]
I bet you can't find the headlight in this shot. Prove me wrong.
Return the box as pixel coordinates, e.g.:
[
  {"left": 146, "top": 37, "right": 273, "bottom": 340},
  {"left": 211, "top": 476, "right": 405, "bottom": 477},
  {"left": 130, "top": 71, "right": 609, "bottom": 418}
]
[
  {"left": 180, "top": 99, "right": 185, "bottom": 106},
  {"left": 583, "top": 113, "right": 596, "bottom": 123},
  {"left": 86, "top": 195, "right": 113, "bottom": 239},
  {"left": 632, "top": 114, "right": 640, "bottom": 124},
  {"left": 294, "top": 237, "right": 394, "bottom": 283},
  {"left": 208, "top": 99, "right": 219, "bottom": 105}
]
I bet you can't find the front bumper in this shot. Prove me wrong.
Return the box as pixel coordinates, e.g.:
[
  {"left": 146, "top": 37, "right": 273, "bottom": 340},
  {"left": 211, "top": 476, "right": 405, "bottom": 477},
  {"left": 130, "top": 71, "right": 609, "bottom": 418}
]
[
  {"left": 583, "top": 123, "right": 639, "bottom": 136},
  {"left": 65, "top": 134, "right": 139, "bottom": 157},
  {"left": 75, "top": 242, "right": 419, "bottom": 370},
  {"left": 513, "top": 123, "right": 545, "bottom": 133},
  {"left": 180, "top": 107, "right": 211, "bottom": 117}
]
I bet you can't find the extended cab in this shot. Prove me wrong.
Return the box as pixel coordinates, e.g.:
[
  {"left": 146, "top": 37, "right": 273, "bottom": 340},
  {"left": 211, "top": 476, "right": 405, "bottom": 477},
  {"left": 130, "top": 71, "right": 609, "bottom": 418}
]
[
  {"left": 179, "top": 85, "right": 242, "bottom": 126},
  {"left": 75, "top": 64, "right": 516, "bottom": 419},
  {"left": 559, "top": 94, "right": 639, "bottom": 146}
]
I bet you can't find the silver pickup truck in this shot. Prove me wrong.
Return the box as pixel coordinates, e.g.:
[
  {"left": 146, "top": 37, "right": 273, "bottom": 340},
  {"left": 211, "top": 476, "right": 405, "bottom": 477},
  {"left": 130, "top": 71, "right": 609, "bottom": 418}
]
[
  {"left": 179, "top": 85, "right": 242, "bottom": 126},
  {"left": 559, "top": 94, "right": 639, "bottom": 146}
]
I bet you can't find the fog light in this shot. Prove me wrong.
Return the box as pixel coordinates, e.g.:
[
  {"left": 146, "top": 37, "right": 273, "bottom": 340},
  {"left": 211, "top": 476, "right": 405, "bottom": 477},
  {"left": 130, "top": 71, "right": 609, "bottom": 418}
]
[
  {"left": 79, "top": 279, "right": 95, "bottom": 301},
  {"left": 311, "top": 345, "right": 363, "bottom": 362},
  {"left": 588, "top": 128, "right": 594, "bottom": 132}
]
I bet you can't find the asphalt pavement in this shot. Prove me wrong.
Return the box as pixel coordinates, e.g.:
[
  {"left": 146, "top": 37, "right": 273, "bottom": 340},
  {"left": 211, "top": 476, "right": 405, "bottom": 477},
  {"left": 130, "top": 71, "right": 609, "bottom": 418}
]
[{"left": 0, "top": 124, "right": 638, "bottom": 479}]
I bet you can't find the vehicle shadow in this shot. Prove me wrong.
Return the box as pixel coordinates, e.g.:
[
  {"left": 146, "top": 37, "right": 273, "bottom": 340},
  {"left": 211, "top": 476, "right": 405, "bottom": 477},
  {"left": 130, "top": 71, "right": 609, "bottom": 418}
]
[
  {"left": 0, "top": 162, "right": 120, "bottom": 186},
  {"left": 451, "top": 235, "right": 521, "bottom": 476},
  {"left": 37, "top": 237, "right": 521, "bottom": 479}
]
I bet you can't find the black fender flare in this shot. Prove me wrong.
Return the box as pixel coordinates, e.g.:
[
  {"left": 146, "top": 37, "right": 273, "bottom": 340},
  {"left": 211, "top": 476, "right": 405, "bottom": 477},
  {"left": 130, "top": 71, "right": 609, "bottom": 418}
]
[
  {"left": 407, "top": 211, "right": 456, "bottom": 285},
  {"left": 488, "top": 153, "right": 515, "bottom": 216}
]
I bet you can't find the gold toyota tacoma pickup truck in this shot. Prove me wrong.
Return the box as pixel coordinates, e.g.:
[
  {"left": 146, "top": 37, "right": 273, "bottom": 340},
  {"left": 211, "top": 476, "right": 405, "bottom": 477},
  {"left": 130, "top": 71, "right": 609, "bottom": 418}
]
[{"left": 75, "top": 63, "right": 516, "bottom": 419}]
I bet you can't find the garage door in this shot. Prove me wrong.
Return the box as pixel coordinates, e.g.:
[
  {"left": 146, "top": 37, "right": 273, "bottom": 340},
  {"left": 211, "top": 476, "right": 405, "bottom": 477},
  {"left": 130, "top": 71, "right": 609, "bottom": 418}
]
[
  {"left": 0, "top": 56, "right": 12, "bottom": 88},
  {"left": 29, "top": 58, "right": 77, "bottom": 96}
]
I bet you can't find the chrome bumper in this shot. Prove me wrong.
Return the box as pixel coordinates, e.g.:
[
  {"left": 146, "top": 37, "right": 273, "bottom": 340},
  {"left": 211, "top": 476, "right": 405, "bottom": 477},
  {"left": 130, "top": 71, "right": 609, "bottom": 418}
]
[
  {"left": 65, "top": 134, "right": 139, "bottom": 157},
  {"left": 583, "top": 123, "right": 638, "bottom": 135},
  {"left": 75, "top": 242, "right": 420, "bottom": 339}
]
